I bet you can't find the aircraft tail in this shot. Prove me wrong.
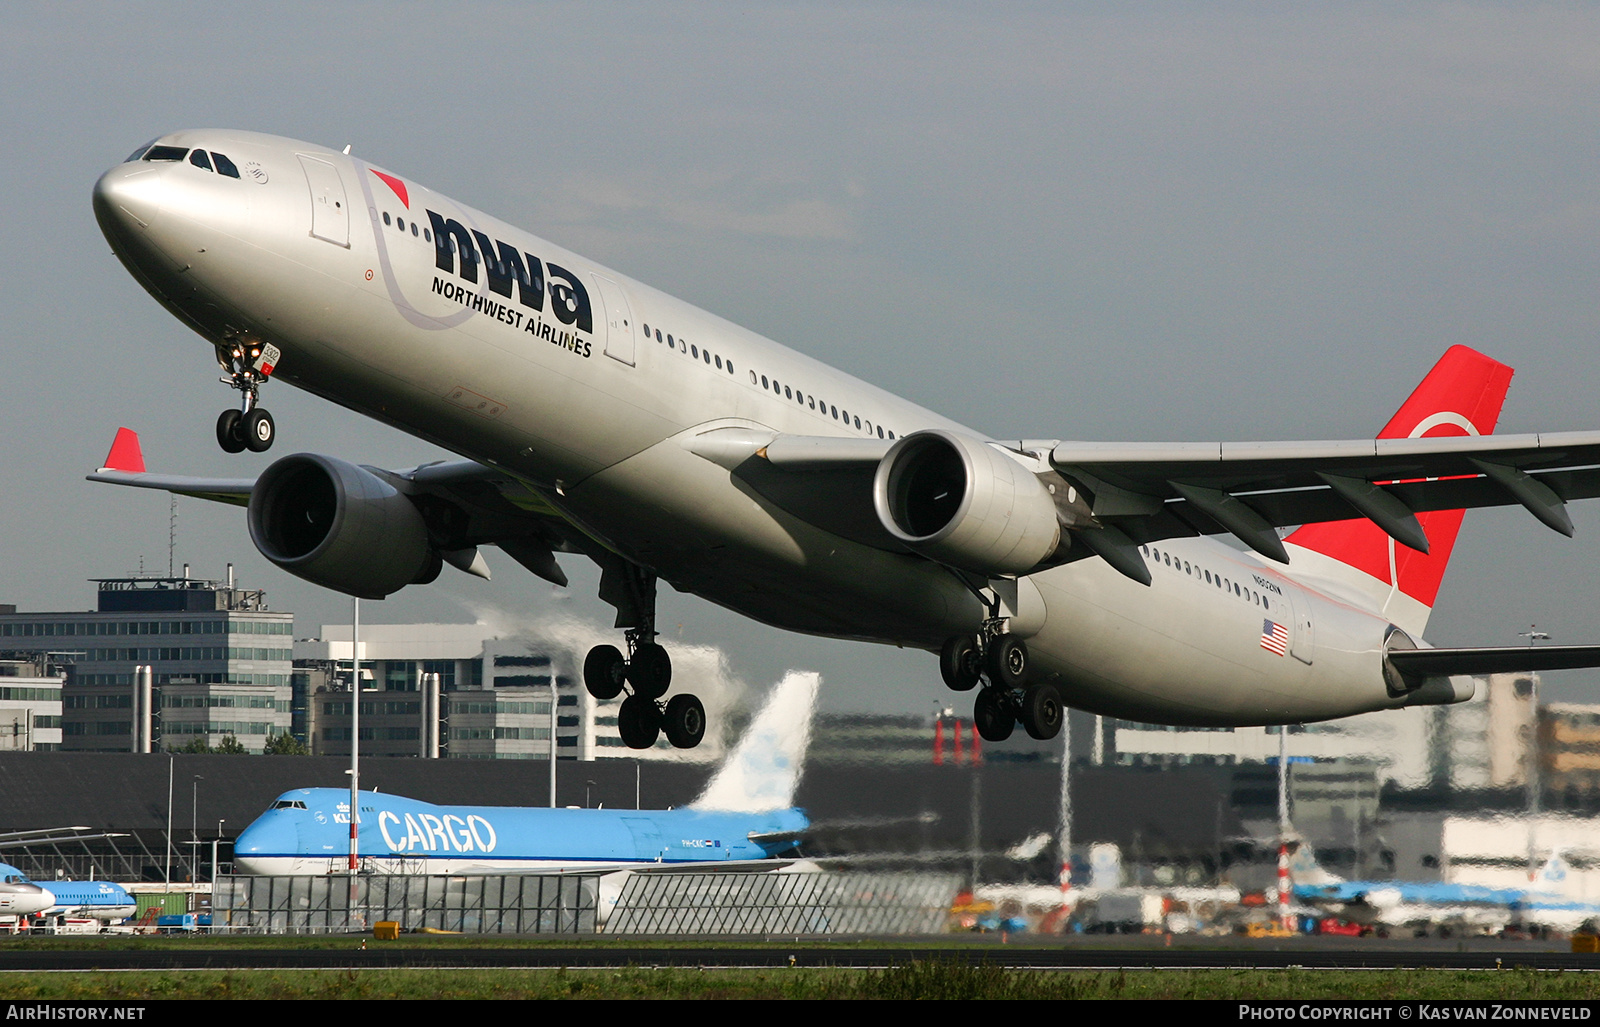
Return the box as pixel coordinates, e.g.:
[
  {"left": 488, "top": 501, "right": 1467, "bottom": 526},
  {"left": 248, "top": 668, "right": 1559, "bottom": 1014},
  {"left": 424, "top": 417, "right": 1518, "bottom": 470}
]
[
  {"left": 1286, "top": 840, "right": 1344, "bottom": 887},
  {"left": 1530, "top": 850, "right": 1575, "bottom": 897},
  {"left": 689, "top": 670, "right": 820, "bottom": 812},
  {"left": 1283, "top": 345, "right": 1514, "bottom": 636}
]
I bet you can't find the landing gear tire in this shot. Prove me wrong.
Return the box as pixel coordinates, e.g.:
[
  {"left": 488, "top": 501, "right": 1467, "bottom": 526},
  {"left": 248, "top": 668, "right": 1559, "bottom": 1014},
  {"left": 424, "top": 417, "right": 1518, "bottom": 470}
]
[
  {"left": 940, "top": 635, "right": 982, "bottom": 692},
  {"left": 664, "top": 693, "right": 706, "bottom": 749},
  {"left": 216, "top": 409, "right": 246, "bottom": 454},
  {"left": 618, "top": 694, "right": 661, "bottom": 749},
  {"left": 986, "top": 634, "right": 1029, "bottom": 689},
  {"left": 244, "top": 408, "right": 275, "bottom": 452},
  {"left": 583, "top": 645, "right": 627, "bottom": 700},
  {"left": 1019, "top": 682, "right": 1063, "bottom": 741},
  {"left": 628, "top": 642, "right": 672, "bottom": 699},
  {"left": 974, "top": 687, "right": 1015, "bottom": 742}
]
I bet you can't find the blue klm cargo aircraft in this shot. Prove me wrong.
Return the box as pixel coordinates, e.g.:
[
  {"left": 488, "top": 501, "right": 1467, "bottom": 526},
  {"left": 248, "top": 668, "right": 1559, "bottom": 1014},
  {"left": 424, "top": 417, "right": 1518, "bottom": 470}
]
[{"left": 234, "top": 671, "right": 817, "bottom": 875}]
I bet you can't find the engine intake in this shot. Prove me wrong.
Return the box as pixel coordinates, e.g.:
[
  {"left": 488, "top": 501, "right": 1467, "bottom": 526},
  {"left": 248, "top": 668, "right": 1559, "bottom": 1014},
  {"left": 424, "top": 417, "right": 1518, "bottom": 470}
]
[
  {"left": 248, "top": 453, "right": 435, "bottom": 599},
  {"left": 873, "top": 430, "right": 1061, "bottom": 575}
]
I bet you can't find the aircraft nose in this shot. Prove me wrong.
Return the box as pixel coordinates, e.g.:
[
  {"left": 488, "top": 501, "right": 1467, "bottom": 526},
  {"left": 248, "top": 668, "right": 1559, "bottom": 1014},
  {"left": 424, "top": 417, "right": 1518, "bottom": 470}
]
[
  {"left": 92, "top": 162, "right": 167, "bottom": 243},
  {"left": 234, "top": 813, "right": 295, "bottom": 858}
]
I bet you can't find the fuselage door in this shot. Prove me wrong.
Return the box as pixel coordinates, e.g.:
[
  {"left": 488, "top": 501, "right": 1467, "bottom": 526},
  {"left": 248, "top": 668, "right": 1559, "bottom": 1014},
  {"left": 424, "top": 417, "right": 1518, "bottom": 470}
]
[
  {"left": 1285, "top": 586, "right": 1315, "bottom": 665},
  {"left": 589, "top": 273, "right": 635, "bottom": 366},
  {"left": 297, "top": 154, "right": 350, "bottom": 248}
]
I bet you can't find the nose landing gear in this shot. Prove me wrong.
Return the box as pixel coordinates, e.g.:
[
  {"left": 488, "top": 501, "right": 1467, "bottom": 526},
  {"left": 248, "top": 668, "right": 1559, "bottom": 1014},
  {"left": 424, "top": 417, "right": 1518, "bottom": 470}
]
[{"left": 215, "top": 340, "right": 279, "bottom": 453}]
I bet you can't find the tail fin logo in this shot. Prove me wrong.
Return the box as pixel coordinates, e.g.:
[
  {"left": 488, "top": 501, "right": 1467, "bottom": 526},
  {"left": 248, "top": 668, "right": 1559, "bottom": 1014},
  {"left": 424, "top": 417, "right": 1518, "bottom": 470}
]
[{"left": 1285, "top": 346, "right": 1513, "bottom": 618}]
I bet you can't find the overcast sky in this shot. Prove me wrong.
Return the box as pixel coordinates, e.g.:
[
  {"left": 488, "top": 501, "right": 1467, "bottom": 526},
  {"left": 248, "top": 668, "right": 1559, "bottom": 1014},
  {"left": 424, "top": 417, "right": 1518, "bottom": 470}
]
[{"left": 3, "top": 3, "right": 1598, "bottom": 713}]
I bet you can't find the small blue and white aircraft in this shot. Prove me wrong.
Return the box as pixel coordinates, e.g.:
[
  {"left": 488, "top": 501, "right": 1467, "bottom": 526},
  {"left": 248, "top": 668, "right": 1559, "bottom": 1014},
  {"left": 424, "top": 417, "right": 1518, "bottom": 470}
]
[
  {"left": 0, "top": 863, "right": 135, "bottom": 923},
  {"left": 234, "top": 671, "right": 817, "bottom": 876},
  {"left": 1291, "top": 845, "right": 1600, "bottom": 934}
]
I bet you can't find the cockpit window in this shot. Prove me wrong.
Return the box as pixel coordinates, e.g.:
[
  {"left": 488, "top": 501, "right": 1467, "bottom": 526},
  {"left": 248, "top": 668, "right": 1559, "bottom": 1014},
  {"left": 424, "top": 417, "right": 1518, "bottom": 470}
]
[
  {"left": 212, "top": 152, "right": 241, "bottom": 179},
  {"left": 271, "top": 800, "right": 307, "bottom": 810},
  {"left": 124, "top": 138, "right": 158, "bottom": 163},
  {"left": 2, "top": 874, "right": 25, "bottom": 884},
  {"left": 189, "top": 150, "right": 213, "bottom": 172},
  {"left": 142, "top": 145, "right": 189, "bottom": 162}
]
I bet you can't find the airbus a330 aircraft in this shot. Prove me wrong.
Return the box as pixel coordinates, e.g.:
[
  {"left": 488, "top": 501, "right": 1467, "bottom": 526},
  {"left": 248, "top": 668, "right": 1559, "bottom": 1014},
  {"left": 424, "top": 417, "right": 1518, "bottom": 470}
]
[{"left": 90, "top": 130, "right": 1600, "bottom": 749}]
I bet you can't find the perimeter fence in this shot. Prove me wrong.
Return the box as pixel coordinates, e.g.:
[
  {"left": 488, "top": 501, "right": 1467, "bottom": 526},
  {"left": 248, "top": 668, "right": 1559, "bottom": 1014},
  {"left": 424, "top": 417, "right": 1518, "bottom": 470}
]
[
  {"left": 211, "top": 869, "right": 959, "bottom": 936},
  {"left": 213, "top": 873, "right": 596, "bottom": 934}
]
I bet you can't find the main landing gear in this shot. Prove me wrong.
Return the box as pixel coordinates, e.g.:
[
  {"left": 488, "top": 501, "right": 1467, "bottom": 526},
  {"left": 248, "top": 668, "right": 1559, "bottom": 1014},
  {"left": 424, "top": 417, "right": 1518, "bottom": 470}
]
[
  {"left": 581, "top": 560, "right": 705, "bottom": 750},
  {"left": 941, "top": 630, "right": 1063, "bottom": 743},
  {"left": 214, "top": 340, "right": 277, "bottom": 454}
]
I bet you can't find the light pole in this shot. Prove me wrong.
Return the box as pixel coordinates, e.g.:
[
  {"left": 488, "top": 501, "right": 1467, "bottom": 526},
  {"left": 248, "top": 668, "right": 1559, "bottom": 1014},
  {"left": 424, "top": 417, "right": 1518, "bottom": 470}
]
[
  {"left": 1520, "top": 625, "right": 1550, "bottom": 878},
  {"left": 212, "top": 819, "right": 226, "bottom": 882}
]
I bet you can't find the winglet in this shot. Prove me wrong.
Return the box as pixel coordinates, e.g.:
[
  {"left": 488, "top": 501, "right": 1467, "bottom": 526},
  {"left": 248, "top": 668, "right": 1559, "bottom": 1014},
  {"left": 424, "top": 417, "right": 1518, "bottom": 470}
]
[{"left": 100, "top": 428, "right": 145, "bottom": 474}]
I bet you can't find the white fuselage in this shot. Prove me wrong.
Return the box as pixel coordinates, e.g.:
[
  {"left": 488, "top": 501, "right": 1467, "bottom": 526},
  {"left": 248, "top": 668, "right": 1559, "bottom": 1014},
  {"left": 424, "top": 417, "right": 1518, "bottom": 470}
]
[{"left": 94, "top": 130, "right": 1448, "bottom": 727}]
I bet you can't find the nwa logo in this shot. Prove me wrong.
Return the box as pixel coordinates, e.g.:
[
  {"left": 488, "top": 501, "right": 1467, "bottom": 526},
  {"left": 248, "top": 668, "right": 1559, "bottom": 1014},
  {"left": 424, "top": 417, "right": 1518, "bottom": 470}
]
[{"left": 428, "top": 211, "right": 593, "bottom": 358}]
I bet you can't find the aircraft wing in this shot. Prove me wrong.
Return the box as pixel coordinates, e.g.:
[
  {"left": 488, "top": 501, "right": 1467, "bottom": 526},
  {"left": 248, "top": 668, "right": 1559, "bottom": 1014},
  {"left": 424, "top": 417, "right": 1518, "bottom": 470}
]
[
  {"left": 1048, "top": 430, "right": 1600, "bottom": 558},
  {"left": 698, "top": 425, "right": 1600, "bottom": 568},
  {"left": 86, "top": 428, "right": 581, "bottom": 587}
]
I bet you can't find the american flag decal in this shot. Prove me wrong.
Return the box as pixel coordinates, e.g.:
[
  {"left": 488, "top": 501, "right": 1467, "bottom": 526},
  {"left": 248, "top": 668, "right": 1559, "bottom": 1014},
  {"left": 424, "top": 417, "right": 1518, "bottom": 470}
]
[{"left": 1260, "top": 619, "right": 1289, "bottom": 656}]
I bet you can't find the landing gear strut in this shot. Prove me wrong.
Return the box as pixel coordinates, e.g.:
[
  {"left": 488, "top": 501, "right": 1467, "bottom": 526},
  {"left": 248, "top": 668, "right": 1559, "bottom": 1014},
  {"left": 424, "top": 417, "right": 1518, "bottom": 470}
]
[
  {"left": 940, "top": 589, "right": 1062, "bottom": 742},
  {"left": 215, "top": 340, "right": 278, "bottom": 453},
  {"left": 581, "top": 560, "right": 705, "bottom": 750}
]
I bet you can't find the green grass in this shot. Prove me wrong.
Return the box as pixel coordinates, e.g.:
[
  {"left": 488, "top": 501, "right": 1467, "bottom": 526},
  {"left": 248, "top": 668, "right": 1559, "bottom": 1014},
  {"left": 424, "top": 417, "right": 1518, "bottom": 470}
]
[{"left": 0, "top": 965, "right": 1596, "bottom": 1000}]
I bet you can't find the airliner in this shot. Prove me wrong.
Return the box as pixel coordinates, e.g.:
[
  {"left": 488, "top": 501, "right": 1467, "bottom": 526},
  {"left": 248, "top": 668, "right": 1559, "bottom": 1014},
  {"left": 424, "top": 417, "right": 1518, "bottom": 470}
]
[
  {"left": 0, "top": 863, "right": 135, "bottom": 923},
  {"left": 1291, "top": 846, "right": 1600, "bottom": 936},
  {"left": 233, "top": 671, "right": 816, "bottom": 875},
  {"left": 89, "top": 130, "right": 1600, "bottom": 748}
]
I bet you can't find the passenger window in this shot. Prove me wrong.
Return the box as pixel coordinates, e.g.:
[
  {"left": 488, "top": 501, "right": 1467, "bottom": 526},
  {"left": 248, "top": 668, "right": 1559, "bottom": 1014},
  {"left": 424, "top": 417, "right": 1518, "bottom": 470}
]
[
  {"left": 704, "top": 349, "right": 711, "bottom": 364},
  {"left": 784, "top": 386, "right": 792, "bottom": 399},
  {"left": 669, "top": 334, "right": 675, "bottom": 347},
  {"left": 853, "top": 416, "right": 861, "bottom": 429},
  {"left": 726, "top": 360, "right": 734, "bottom": 375},
  {"left": 397, "top": 217, "right": 406, "bottom": 232},
  {"left": 808, "top": 396, "right": 815, "bottom": 409},
  {"left": 761, "top": 375, "right": 769, "bottom": 388},
  {"left": 212, "top": 152, "right": 241, "bottom": 178},
  {"left": 383, "top": 212, "right": 392, "bottom": 226},
  {"left": 715, "top": 355, "right": 722, "bottom": 369},
  {"left": 749, "top": 371, "right": 758, "bottom": 384},
  {"left": 655, "top": 329, "right": 662, "bottom": 342},
  {"left": 423, "top": 229, "right": 431, "bottom": 242},
  {"left": 411, "top": 223, "right": 419, "bottom": 236},
  {"left": 142, "top": 145, "right": 189, "bottom": 162},
  {"left": 642, "top": 323, "right": 650, "bottom": 338},
  {"left": 691, "top": 344, "right": 698, "bottom": 359},
  {"left": 189, "top": 150, "right": 213, "bottom": 172},
  {"left": 831, "top": 406, "right": 838, "bottom": 419}
]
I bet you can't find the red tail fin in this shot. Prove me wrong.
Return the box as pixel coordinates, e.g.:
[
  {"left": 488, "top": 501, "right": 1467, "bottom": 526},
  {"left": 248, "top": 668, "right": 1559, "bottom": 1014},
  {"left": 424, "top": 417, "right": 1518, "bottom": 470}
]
[
  {"left": 100, "top": 427, "right": 145, "bottom": 474},
  {"left": 1284, "top": 346, "right": 1513, "bottom": 609}
]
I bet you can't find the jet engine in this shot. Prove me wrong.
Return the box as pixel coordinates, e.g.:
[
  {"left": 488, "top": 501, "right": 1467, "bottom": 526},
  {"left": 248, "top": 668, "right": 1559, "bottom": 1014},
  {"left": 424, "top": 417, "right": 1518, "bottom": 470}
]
[
  {"left": 248, "top": 454, "right": 437, "bottom": 599},
  {"left": 873, "top": 429, "right": 1061, "bottom": 576}
]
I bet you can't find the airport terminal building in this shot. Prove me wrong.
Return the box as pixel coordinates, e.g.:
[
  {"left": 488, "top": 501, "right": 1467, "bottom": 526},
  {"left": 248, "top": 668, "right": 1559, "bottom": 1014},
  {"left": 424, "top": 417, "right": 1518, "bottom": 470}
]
[{"left": 0, "top": 574, "right": 293, "bottom": 753}]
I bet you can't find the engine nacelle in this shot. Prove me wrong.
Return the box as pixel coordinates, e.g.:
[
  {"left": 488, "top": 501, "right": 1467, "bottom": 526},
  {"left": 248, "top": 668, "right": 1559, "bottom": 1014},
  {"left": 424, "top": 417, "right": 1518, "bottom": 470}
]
[
  {"left": 248, "top": 453, "right": 435, "bottom": 599},
  {"left": 873, "top": 429, "right": 1061, "bottom": 576}
]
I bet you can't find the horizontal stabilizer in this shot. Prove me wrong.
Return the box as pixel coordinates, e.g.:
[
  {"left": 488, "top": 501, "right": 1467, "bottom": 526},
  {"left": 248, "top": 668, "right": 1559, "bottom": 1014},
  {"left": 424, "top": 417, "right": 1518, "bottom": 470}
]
[
  {"left": 87, "top": 468, "right": 255, "bottom": 507},
  {"left": 1388, "top": 645, "right": 1600, "bottom": 677}
]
